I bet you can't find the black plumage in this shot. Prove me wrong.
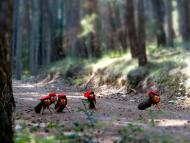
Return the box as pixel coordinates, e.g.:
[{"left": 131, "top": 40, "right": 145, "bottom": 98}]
[
  {"left": 138, "top": 92, "right": 160, "bottom": 110},
  {"left": 88, "top": 99, "right": 96, "bottom": 109},
  {"left": 55, "top": 96, "right": 67, "bottom": 112},
  {"left": 34, "top": 96, "right": 52, "bottom": 114},
  {"left": 34, "top": 102, "right": 43, "bottom": 113},
  {"left": 138, "top": 99, "right": 152, "bottom": 110}
]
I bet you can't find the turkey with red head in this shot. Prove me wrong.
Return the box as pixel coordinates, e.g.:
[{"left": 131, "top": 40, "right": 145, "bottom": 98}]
[
  {"left": 138, "top": 83, "right": 160, "bottom": 110},
  {"left": 34, "top": 92, "right": 57, "bottom": 114},
  {"left": 84, "top": 90, "right": 96, "bottom": 109},
  {"left": 55, "top": 93, "right": 68, "bottom": 112}
]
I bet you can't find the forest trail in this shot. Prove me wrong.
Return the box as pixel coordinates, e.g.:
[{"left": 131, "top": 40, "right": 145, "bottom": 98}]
[{"left": 13, "top": 80, "right": 190, "bottom": 142}]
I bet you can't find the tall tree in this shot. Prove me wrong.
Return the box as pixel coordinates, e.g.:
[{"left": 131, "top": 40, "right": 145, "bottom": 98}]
[
  {"left": 126, "top": 0, "right": 138, "bottom": 57},
  {"left": 56, "top": 0, "right": 65, "bottom": 57},
  {"left": 78, "top": 0, "right": 101, "bottom": 58},
  {"left": 116, "top": 2, "right": 127, "bottom": 51},
  {"left": 165, "top": 0, "right": 174, "bottom": 47},
  {"left": 177, "top": 0, "right": 190, "bottom": 47},
  {"left": 15, "top": 0, "right": 24, "bottom": 79},
  {"left": 108, "top": 2, "right": 116, "bottom": 51},
  {"left": 64, "top": 0, "right": 81, "bottom": 57},
  {"left": 85, "top": 0, "right": 101, "bottom": 57},
  {"left": 29, "top": 0, "right": 40, "bottom": 75},
  {"left": 43, "top": 0, "right": 59, "bottom": 62},
  {"left": 40, "top": 0, "right": 52, "bottom": 65},
  {"left": 0, "top": 0, "right": 15, "bottom": 142},
  {"left": 126, "top": 0, "right": 147, "bottom": 66},
  {"left": 137, "top": 0, "right": 147, "bottom": 66},
  {"left": 151, "top": 0, "right": 166, "bottom": 47}
]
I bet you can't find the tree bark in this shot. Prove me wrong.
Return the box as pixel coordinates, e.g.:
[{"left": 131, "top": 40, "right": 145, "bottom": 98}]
[
  {"left": 15, "top": 0, "right": 23, "bottom": 79},
  {"left": 29, "top": 0, "right": 40, "bottom": 75},
  {"left": 81, "top": 0, "right": 101, "bottom": 58},
  {"left": 177, "top": 0, "right": 190, "bottom": 47},
  {"left": 137, "top": 0, "right": 147, "bottom": 66},
  {"left": 108, "top": 2, "right": 116, "bottom": 51},
  {"left": 64, "top": 0, "right": 81, "bottom": 57},
  {"left": 165, "top": 0, "right": 174, "bottom": 47},
  {"left": 115, "top": 3, "right": 127, "bottom": 51},
  {"left": 151, "top": 0, "right": 166, "bottom": 47},
  {"left": 126, "top": 0, "right": 138, "bottom": 57},
  {"left": 0, "top": 0, "right": 15, "bottom": 142}
]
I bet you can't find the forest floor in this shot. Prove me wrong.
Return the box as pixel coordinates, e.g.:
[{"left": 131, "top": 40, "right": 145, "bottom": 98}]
[{"left": 13, "top": 79, "right": 190, "bottom": 143}]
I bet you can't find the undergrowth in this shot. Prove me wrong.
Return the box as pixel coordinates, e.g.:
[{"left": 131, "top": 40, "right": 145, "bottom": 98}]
[
  {"left": 15, "top": 104, "right": 99, "bottom": 143},
  {"left": 40, "top": 45, "right": 190, "bottom": 95},
  {"left": 119, "top": 123, "right": 175, "bottom": 143}
]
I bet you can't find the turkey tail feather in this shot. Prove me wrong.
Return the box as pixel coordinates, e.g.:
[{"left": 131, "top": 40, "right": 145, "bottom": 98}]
[
  {"left": 138, "top": 99, "right": 152, "bottom": 110},
  {"left": 34, "top": 102, "right": 43, "bottom": 113}
]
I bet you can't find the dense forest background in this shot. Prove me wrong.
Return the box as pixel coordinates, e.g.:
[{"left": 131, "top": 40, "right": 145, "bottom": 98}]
[{"left": 13, "top": 0, "right": 187, "bottom": 79}]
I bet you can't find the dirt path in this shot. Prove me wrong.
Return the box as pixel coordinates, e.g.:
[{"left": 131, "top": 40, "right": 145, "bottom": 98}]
[{"left": 13, "top": 80, "right": 190, "bottom": 142}]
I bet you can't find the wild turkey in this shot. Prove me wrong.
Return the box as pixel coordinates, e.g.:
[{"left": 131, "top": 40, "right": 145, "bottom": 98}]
[
  {"left": 84, "top": 90, "right": 96, "bottom": 109},
  {"left": 55, "top": 93, "right": 68, "bottom": 112},
  {"left": 138, "top": 90, "right": 160, "bottom": 110}
]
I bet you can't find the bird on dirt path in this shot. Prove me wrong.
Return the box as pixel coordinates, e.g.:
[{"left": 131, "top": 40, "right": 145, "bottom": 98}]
[
  {"left": 34, "top": 92, "right": 57, "bottom": 114},
  {"left": 54, "top": 93, "right": 68, "bottom": 112},
  {"left": 138, "top": 83, "right": 160, "bottom": 110},
  {"left": 83, "top": 90, "right": 96, "bottom": 109}
]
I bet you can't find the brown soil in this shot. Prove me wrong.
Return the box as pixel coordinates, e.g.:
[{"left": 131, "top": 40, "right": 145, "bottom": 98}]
[{"left": 13, "top": 80, "right": 190, "bottom": 143}]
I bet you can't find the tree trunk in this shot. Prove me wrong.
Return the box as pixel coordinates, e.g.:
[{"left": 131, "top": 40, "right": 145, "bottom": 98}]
[
  {"left": 45, "top": 0, "right": 59, "bottom": 62},
  {"left": 15, "top": 0, "right": 24, "bottom": 79},
  {"left": 108, "top": 2, "right": 116, "bottom": 51},
  {"left": 137, "top": 0, "right": 147, "bottom": 66},
  {"left": 40, "top": 0, "right": 52, "bottom": 65},
  {"left": 115, "top": 2, "right": 127, "bottom": 51},
  {"left": 177, "top": 0, "right": 190, "bottom": 47},
  {"left": 82, "top": 0, "right": 101, "bottom": 58},
  {"left": 126, "top": 0, "right": 138, "bottom": 57},
  {"left": 151, "top": 0, "right": 166, "bottom": 47},
  {"left": 0, "top": 0, "right": 15, "bottom": 142},
  {"left": 165, "top": 0, "right": 174, "bottom": 47},
  {"left": 57, "top": 0, "right": 65, "bottom": 58},
  {"left": 29, "top": 0, "right": 40, "bottom": 75},
  {"left": 64, "top": 0, "right": 81, "bottom": 57}
]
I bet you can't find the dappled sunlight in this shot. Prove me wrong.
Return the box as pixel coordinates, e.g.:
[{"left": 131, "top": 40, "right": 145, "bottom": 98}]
[
  {"left": 180, "top": 53, "right": 190, "bottom": 92},
  {"left": 13, "top": 84, "right": 34, "bottom": 88},
  {"left": 14, "top": 92, "right": 40, "bottom": 97},
  {"left": 13, "top": 82, "right": 34, "bottom": 88},
  {"left": 155, "top": 119, "right": 190, "bottom": 127},
  {"left": 112, "top": 120, "right": 148, "bottom": 128},
  {"left": 15, "top": 97, "right": 38, "bottom": 102},
  {"left": 79, "top": 13, "right": 97, "bottom": 37},
  {"left": 90, "top": 53, "right": 132, "bottom": 72}
]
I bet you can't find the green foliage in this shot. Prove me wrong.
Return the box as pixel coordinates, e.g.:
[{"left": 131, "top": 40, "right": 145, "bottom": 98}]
[
  {"left": 43, "top": 45, "right": 190, "bottom": 97},
  {"left": 15, "top": 122, "right": 86, "bottom": 143},
  {"left": 119, "top": 123, "right": 175, "bottom": 143},
  {"left": 147, "top": 109, "right": 161, "bottom": 126},
  {"left": 44, "top": 57, "right": 87, "bottom": 78},
  {"left": 79, "top": 13, "right": 97, "bottom": 38},
  {"left": 77, "top": 107, "right": 97, "bottom": 127},
  {"left": 47, "top": 122, "right": 59, "bottom": 129},
  {"left": 119, "top": 124, "right": 145, "bottom": 143},
  {"left": 15, "top": 107, "right": 99, "bottom": 143},
  {"left": 73, "top": 78, "right": 85, "bottom": 86}
]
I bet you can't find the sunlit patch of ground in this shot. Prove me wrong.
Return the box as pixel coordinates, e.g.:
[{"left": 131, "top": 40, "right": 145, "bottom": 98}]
[{"left": 155, "top": 119, "right": 190, "bottom": 127}]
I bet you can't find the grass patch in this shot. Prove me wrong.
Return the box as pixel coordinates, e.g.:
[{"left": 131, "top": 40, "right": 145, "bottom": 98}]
[{"left": 119, "top": 123, "right": 175, "bottom": 143}]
